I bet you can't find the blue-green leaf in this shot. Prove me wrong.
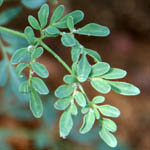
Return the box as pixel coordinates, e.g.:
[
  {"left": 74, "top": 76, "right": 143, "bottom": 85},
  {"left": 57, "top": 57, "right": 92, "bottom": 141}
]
[
  {"left": 70, "top": 103, "right": 78, "bottom": 115},
  {"left": 101, "top": 68, "right": 127, "bottom": 79},
  {"left": 59, "top": 111, "right": 73, "bottom": 138},
  {"left": 0, "top": 0, "right": 4, "bottom": 7},
  {"left": 0, "top": 6, "right": 22, "bottom": 25},
  {"left": 19, "top": 81, "right": 29, "bottom": 93},
  {"left": 76, "top": 23, "right": 110, "bottom": 37},
  {"left": 74, "top": 91, "right": 86, "bottom": 107},
  {"left": 91, "top": 79, "right": 111, "bottom": 94},
  {"left": 50, "top": 5, "right": 64, "bottom": 25},
  {"left": 77, "top": 54, "right": 91, "bottom": 82},
  {"left": 28, "top": 15, "right": 40, "bottom": 30},
  {"left": 29, "top": 89, "right": 43, "bottom": 118},
  {"left": 63, "top": 75, "right": 77, "bottom": 84},
  {"left": 31, "top": 47, "right": 44, "bottom": 60},
  {"left": 90, "top": 62, "right": 110, "bottom": 77},
  {"left": 11, "top": 48, "right": 28, "bottom": 64},
  {"left": 108, "top": 81, "right": 140, "bottom": 96},
  {"left": 31, "top": 77, "right": 49, "bottom": 95},
  {"left": 99, "top": 128, "right": 117, "bottom": 147},
  {"left": 98, "top": 105, "right": 120, "bottom": 118},
  {"left": 54, "top": 10, "right": 84, "bottom": 28},
  {"left": 55, "top": 84, "right": 74, "bottom": 98},
  {"left": 45, "top": 26, "right": 60, "bottom": 36},
  {"left": 38, "top": 4, "right": 49, "bottom": 28},
  {"left": 92, "top": 96, "right": 105, "bottom": 104},
  {"left": 16, "top": 63, "right": 29, "bottom": 77},
  {"left": 61, "top": 33, "right": 76, "bottom": 47},
  {"left": 67, "top": 16, "right": 74, "bottom": 31},
  {"left": 32, "top": 62, "right": 49, "bottom": 78}
]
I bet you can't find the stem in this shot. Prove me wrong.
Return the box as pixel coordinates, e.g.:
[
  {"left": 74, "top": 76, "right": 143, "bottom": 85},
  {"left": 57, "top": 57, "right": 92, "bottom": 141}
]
[
  {"left": 0, "top": 26, "right": 26, "bottom": 39},
  {"left": 41, "top": 41, "right": 73, "bottom": 75}
]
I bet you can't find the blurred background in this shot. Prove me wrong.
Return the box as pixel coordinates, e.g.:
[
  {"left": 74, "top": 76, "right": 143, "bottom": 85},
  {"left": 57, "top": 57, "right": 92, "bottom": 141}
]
[{"left": 0, "top": 0, "right": 150, "bottom": 150}]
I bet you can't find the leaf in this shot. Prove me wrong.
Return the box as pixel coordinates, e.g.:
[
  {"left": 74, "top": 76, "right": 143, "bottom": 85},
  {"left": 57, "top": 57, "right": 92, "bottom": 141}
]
[
  {"left": 63, "top": 75, "right": 77, "bottom": 84},
  {"left": 29, "top": 89, "right": 43, "bottom": 118},
  {"left": 50, "top": 5, "right": 64, "bottom": 25},
  {"left": 99, "top": 128, "right": 117, "bottom": 147},
  {"left": 54, "top": 97, "right": 72, "bottom": 110},
  {"left": 71, "top": 44, "right": 82, "bottom": 63},
  {"left": 85, "top": 48, "right": 101, "bottom": 62},
  {"left": 55, "top": 10, "right": 84, "bottom": 28},
  {"left": 31, "top": 77, "right": 49, "bottom": 95},
  {"left": 77, "top": 54, "right": 91, "bottom": 82},
  {"left": 70, "top": 103, "right": 78, "bottom": 115},
  {"left": 0, "top": 0, "right": 4, "bottom": 7},
  {"left": 108, "top": 81, "right": 140, "bottom": 96},
  {"left": 94, "top": 107, "right": 100, "bottom": 119},
  {"left": 11, "top": 48, "right": 28, "bottom": 64},
  {"left": 24, "top": 26, "right": 35, "bottom": 44},
  {"left": 74, "top": 91, "right": 86, "bottom": 107},
  {"left": 55, "top": 84, "right": 74, "bottom": 98},
  {"left": 102, "top": 118, "right": 117, "bottom": 132},
  {"left": 98, "top": 105, "right": 120, "bottom": 118},
  {"left": 80, "top": 111, "right": 95, "bottom": 134},
  {"left": 0, "top": 6, "right": 22, "bottom": 25},
  {"left": 91, "top": 79, "right": 111, "bottom": 94},
  {"left": 28, "top": 15, "right": 40, "bottom": 30},
  {"left": 101, "top": 68, "right": 127, "bottom": 79},
  {"left": 16, "top": 63, "right": 29, "bottom": 77},
  {"left": 21, "top": 0, "right": 46, "bottom": 9},
  {"left": 67, "top": 16, "right": 74, "bottom": 31},
  {"left": 92, "top": 96, "right": 105, "bottom": 104},
  {"left": 59, "top": 111, "right": 73, "bottom": 138},
  {"left": 45, "top": 26, "right": 60, "bottom": 36},
  {"left": 0, "top": 60, "right": 8, "bottom": 86},
  {"left": 31, "top": 47, "right": 44, "bottom": 60},
  {"left": 76, "top": 23, "right": 110, "bottom": 37},
  {"left": 38, "top": 4, "right": 49, "bottom": 28},
  {"left": 32, "top": 62, "right": 49, "bottom": 78},
  {"left": 19, "top": 81, "right": 29, "bottom": 93},
  {"left": 61, "top": 33, "right": 76, "bottom": 47},
  {"left": 90, "top": 62, "right": 110, "bottom": 77},
  {"left": 81, "top": 107, "right": 89, "bottom": 114}
]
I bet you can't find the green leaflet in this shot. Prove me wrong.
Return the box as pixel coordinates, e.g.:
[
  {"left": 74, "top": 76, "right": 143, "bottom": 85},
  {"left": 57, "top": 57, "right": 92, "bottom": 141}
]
[
  {"left": 28, "top": 15, "right": 40, "bottom": 30},
  {"left": 107, "top": 81, "right": 140, "bottom": 96},
  {"left": 50, "top": 5, "right": 64, "bottom": 25},
  {"left": 80, "top": 110, "right": 95, "bottom": 134},
  {"left": 92, "top": 96, "right": 105, "bottom": 104},
  {"left": 0, "top": 0, "right": 4, "bottom": 6},
  {"left": 81, "top": 107, "right": 89, "bottom": 114},
  {"left": 54, "top": 97, "right": 72, "bottom": 110},
  {"left": 74, "top": 91, "right": 86, "bottom": 107},
  {"left": 59, "top": 111, "right": 73, "bottom": 138},
  {"left": 31, "top": 77, "right": 49, "bottom": 95},
  {"left": 54, "top": 10, "right": 84, "bottom": 28},
  {"left": 67, "top": 16, "right": 74, "bottom": 32},
  {"left": 45, "top": 26, "right": 60, "bottom": 36},
  {"left": 0, "top": 6, "right": 22, "bottom": 25},
  {"left": 63, "top": 75, "right": 77, "bottom": 84},
  {"left": 91, "top": 79, "right": 111, "bottom": 94},
  {"left": 77, "top": 54, "right": 92, "bottom": 82},
  {"left": 84, "top": 48, "right": 101, "bottom": 62},
  {"left": 101, "top": 68, "right": 127, "bottom": 79},
  {"left": 72, "top": 63, "right": 78, "bottom": 75},
  {"left": 102, "top": 118, "right": 117, "bottom": 132},
  {"left": 0, "top": 60, "right": 8, "bottom": 86},
  {"left": 55, "top": 84, "right": 74, "bottom": 98},
  {"left": 98, "top": 105, "right": 120, "bottom": 118},
  {"left": 94, "top": 107, "right": 100, "bottom": 119},
  {"left": 71, "top": 44, "right": 82, "bottom": 63},
  {"left": 61, "top": 33, "right": 76, "bottom": 47},
  {"left": 99, "top": 128, "right": 117, "bottom": 148},
  {"left": 24, "top": 26, "right": 35, "bottom": 44},
  {"left": 90, "top": 62, "right": 110, "bottom": 77},
  {"left": 31, "top": 47, "right": 44, "bottom": 59},
  {"left": 70, "top": 103, "right": 78, "bottom": 115},
  {"left": 16, "top": 63, "right": 29, "bottom": 77},
  {"left": 19, "top": 81, "right": 29, "bottom": 93},
  {"left": 32, "top": 62, "right": 49, "bottom": 78},
  {"left": 11, "top": 48, "right": 28, "bottom": 64},
  {"left": 76, "top": 23, "right": 110, "bottom": 37},
  {"left": 38, "top": 4, "right": 49, "bottom": 28},
  {"left": 29, "top": 89, "right": 43, "bottom": 118}
]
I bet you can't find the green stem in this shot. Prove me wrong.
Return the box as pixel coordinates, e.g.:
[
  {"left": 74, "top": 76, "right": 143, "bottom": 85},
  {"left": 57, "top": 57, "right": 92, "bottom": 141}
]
[
  {"left": 0, "top": 26, "right": 26, "bottom": 39},
  {"left": 41, "top": 41, "right": 73, "bottom": 75}
]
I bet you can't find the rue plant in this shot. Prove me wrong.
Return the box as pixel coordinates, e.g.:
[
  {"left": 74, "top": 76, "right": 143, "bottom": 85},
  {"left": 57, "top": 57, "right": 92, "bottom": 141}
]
[{"left": 0, "top": 3, "right": 140, "bottom": 148}]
